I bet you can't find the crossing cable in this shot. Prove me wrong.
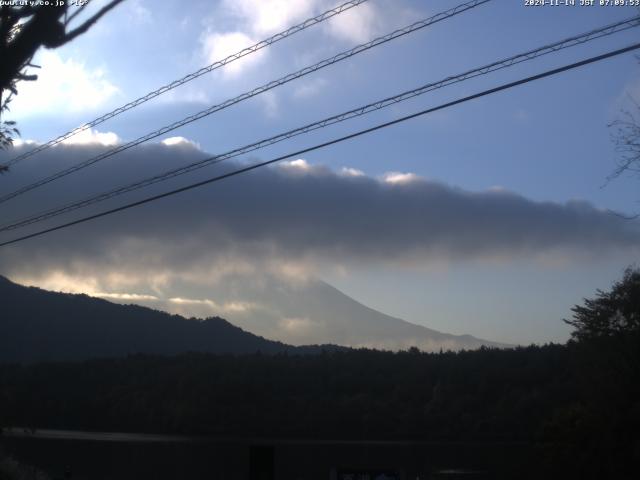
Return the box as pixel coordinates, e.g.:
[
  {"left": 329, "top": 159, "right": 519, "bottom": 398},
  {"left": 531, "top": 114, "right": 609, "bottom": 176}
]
[
  {"left": 0, "top": 0, "right": 491, "bottom": 206},
  {"left": 0, "top": 0, "right": 372, "bottom": 169},
  {"left": 1, "top": 15, "right": 638, "bottom": 233},
  {"left": 1, "top": 41, "right": 638, "bottom": 248}
]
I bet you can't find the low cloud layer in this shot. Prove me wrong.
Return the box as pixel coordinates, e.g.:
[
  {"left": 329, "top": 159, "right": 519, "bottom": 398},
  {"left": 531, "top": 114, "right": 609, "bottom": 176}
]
[{"left": 0, "top": 139, "right": 638, "bottom": 285}]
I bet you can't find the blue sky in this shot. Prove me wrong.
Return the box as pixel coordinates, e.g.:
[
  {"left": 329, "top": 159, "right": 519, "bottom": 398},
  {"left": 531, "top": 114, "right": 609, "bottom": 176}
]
[{"left": 1, "top": 0, "right": 639, "bottom": 345}]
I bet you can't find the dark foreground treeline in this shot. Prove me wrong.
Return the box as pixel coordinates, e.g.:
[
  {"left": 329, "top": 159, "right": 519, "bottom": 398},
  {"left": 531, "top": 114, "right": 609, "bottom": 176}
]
[{"left": 1, "top": 335, "right": 639, "bottom": 477}]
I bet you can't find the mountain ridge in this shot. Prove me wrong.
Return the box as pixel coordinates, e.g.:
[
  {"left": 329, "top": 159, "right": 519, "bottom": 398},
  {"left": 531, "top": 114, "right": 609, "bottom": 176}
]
[{"left": 0, "top": 275, "right": 342, "bottom": 363}]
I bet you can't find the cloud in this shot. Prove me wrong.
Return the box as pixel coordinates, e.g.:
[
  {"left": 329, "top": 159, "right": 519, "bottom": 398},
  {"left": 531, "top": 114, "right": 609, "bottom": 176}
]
[
  {"left": 200, "top": 31, "right": 266, "bottom": 78},
  {"left": 340, "top": 167, "right": 364, "bottom": 177},
  {"left": 292, "top": 78, "right": 328, "bottom": 99},
  {"left": 156, "top": 86, "right": 212, "bottom": 106},
  {"left": 62, "top": 128, "right": 120, "bottom": 147},
  {"left": 14, "top": 271, "right": 157, "bottom": 302},
  {"left": 96, "top": 292, "right": 159, "bottom": 301},
  {"left": 259, "top": 90, "right": 279, "bottom": 118},
  {"left": 0, "top": 140, "right": 638, "bottom": 287},
  {"left": 198, "top": 0, "right": 383, "bottom": 81},
  {"left": 278, "top": 316, "right": 324, "bottom": 338},
  {"left": 324, "top": 1, "right": 380, "bottom": 43},
  {"left": 10, "top": 51, "right": 120, "bottom": 118},
  {"left": 12, "top": 139, "right": 38, "bottom": 148},
  {"left": 192, "top": 0, "right": 385, "bottom": 114},
  {"left": 220, "top": 0, "right": 381, "bottom": 42},
  {"left": 382, "top": 171, "right": 420, "bottom": 185},
  {"left": 222, "top": 0, "right": 319, "bottom": 36},
  {"left": 161, "top": 136, "right": 201, "bottom": 149},
  {"left": 169, "top": 297, "right": 218, "bottom": 307},
  {"left": 163, "top": 295, "right": 260, "bottom": 317},
  {"left": 129, "top": 0, "right": 152, "bottom": 25},
  {"left": 282, "top": 158, "right": 312, "bottom": 171}
]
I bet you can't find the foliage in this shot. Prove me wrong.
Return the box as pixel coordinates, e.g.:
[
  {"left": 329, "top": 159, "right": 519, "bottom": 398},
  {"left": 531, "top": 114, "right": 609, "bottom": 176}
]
[
  {"left": 564, "top": 267, "right": 640, "bottom": 342},
  {"left": 0, "top": 16, "right": 25, "bottom": 153},
  {"left": 0, "top": 120, "right": 18, "bottom": 153},
  {"left": 0, "top": 96, "right": 19, "bottom": 157},
  {"left": 0, "top": 452, "right": 49, "bottom": 480}
]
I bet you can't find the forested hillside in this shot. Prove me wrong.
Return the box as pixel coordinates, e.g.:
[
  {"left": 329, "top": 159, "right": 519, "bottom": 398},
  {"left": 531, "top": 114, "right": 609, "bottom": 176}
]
[{"left": 0, "top": 276, "right": 339, "bottom": 362}]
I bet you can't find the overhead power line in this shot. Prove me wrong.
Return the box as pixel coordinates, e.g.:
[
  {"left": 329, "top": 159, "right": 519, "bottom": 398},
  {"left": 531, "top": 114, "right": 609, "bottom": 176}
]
[
  {"left": 0, "top": 0, "right": 372, "bottom": 169},
  {"left": 3, "top": 15, "right": 638, "bottom": 233},
  {"left": 0, "top": 0, "right": 491, "bottom": 206},
  {"left": 1, "top": 41, "right": 638, "bottom": 249}
]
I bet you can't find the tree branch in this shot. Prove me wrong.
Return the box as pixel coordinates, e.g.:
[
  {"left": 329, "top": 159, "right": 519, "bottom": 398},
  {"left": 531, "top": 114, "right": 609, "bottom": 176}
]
[
  {"left": 53, "top": 0, "right": 125, "bottom": 46},
  {"left": 64, "top": 2, "right": 91, "bottom": 26}
]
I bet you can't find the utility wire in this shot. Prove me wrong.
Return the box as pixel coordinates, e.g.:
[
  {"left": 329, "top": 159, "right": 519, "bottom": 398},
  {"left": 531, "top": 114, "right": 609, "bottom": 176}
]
[
  {"left": 1, "top": 42, "right": 638, "bottom": 249},
  {"left": 0, "top": 0, "right": 490, "bottom": 206},
  {"left": 1, "top": 15, "right": 637, "bottom": 233},
  {"left": 0, "top": 0, "right": 371, "bottom": 169}
]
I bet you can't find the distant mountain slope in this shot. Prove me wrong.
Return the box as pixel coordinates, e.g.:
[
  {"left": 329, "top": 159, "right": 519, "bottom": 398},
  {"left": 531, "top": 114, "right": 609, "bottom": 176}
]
[
  {"left": 232, "top": 278, "right": 509, "bottom": 351},
  {"left": 146, "top": 275, "right": 509, "bottom": 351},
  {"left": 0, "top": 275, "right": 333, "bottom": 363}
]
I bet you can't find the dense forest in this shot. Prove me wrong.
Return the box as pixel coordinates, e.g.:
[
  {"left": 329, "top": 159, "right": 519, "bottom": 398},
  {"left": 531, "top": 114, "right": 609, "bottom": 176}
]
[{"left": 0, "top": 336, "right": 638, "bottom": 477}]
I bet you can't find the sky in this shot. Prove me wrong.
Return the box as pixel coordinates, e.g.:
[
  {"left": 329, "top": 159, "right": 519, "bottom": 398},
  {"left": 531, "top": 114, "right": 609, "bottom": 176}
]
[{"left": 0, "top": 0, "right": 639, "bottom": 346}]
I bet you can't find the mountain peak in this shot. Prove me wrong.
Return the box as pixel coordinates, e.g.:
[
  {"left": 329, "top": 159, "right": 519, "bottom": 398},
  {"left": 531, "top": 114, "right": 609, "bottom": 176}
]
[{"left": 143, "top": 273, "right": 509, "bottom": 352}]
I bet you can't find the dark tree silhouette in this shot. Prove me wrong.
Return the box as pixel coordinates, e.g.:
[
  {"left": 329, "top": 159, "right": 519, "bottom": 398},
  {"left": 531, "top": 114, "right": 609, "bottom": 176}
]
[
  {"left": 0, "top": 0, "right": 126, "bottom": 157},
  {"left": 564, "top": 266, "right": 640, "bottom": 342}
]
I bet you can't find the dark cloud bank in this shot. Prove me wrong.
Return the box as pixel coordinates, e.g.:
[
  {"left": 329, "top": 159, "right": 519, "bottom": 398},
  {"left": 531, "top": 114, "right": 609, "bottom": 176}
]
[{"left": 0, "top": 139, "right": 638, "bottom": 277}]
